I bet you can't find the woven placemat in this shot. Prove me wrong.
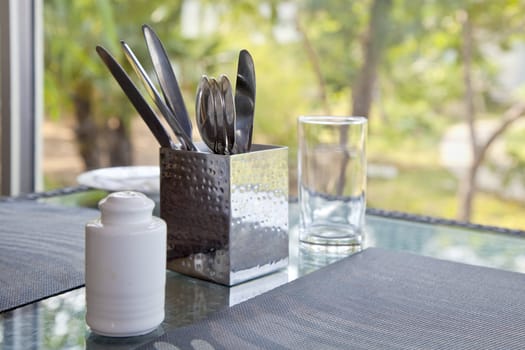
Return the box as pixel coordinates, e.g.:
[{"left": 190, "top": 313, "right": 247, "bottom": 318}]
[
  {"left": 0, "top": 200, "right": 97, "bottom": 312},
  {"left": 142, "top": 247, "right": 525, "bottom": 350}
]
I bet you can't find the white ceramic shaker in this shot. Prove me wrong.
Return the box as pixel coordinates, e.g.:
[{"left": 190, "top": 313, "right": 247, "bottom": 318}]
[{"left": 85, "top": 191, "right": 166, "bottom": 337}]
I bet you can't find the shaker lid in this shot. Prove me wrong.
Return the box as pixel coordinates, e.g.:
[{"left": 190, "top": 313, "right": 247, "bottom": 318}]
[{"left": 99, "top": 191, "right": 155, "bottom": 224}]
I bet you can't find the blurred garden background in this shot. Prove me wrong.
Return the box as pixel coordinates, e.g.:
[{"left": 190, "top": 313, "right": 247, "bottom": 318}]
[{"left": 43, "top": 0, "right": 525, "bottom": 230}]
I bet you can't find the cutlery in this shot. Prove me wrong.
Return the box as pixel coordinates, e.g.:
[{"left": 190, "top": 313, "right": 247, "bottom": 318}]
[
  {"left": 195, "top": 75, "right": 237, "bottom": 155},
  {"left": 196, "top": 76, "right": 217, "bottom": 153},
  {"left": 233, "top": 49, "right": 256, "bottom": 153},
  {"left": 210, "top": 78, "right": 226, "bottom": 154},
  {"left": 142, "top": 24, "right": 193, "bottom": 139},
  {"left": 95, "top": 45, "right": 175, "bottom": 149},
  {"left": 219, "top": 75, "right": 236, "bottom": 154},
  {"left": 120, "top": 40, "right": 198, "bottom": 152}
]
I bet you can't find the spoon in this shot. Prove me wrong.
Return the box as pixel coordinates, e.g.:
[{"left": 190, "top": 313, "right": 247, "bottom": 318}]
[
  {"left": 196, "top": 76, "right": 236, "bottom": 155},
  {"left": 218, "top": 75, "right": 236, "bottom": 155},
  {"left": 195, "top": 76, "right": 216, "bottom": 153},
  {"left": 210, "top": 78, "right": 226, "bottom": 155}
]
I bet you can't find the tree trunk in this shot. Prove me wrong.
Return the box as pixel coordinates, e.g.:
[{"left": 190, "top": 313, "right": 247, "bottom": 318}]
[
  {"left": 459, "top": 101, "right": 525, "bottom": 221},
  {"left": 107, "top": 118, "right": 133, "bottom": 166},
  {"left": 457, "top": 8, "right": 525, "bottom": 221},
  {"left": 455, "top": 10, "right": 525, "bottom": 222},
  {"left": 295, "top": 15, "right": 331, "bottom": 115},
  {"left": 73, "top": 93, "right": 102, "bottom": 170},
  {"left": 351, "top": 0, "right": 392, "bottom": 118},
  {"left": 457, "top": 9, "right": 477, "bottom": 221},
  {"left": 73, "top": 89, "right": 133, "bottom": 170},
  {"left": 457, "top": 8, "right": 484, "bottom": 221},
  {"left": 336, "top": 0, "right": 391, "bottom": 195},
  {"left": 458, "top": 163, "right": 476, "bottom": 222}
]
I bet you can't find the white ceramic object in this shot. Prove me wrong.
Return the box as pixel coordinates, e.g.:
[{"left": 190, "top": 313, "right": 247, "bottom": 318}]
[
  {"left": 77, "top": 166, "right": 160, "bottom": 194},
  {"left": 85, "top": 191, "right": 166, "bottom": 337}
]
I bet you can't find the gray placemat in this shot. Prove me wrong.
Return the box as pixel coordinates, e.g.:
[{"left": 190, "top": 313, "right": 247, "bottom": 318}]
[
  {"left": 0, "top": 200, "right": 97, "bottom": 312},
  {"left": 142, "top": 247, "right": 525, "bottom": 350}
]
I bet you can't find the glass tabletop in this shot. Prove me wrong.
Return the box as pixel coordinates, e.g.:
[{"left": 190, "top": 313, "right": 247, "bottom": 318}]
[{"left": 1, "top": 198, "right": 525, "bottom": 349}]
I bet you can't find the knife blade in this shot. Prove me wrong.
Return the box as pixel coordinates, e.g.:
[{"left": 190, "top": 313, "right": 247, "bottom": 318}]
[
  {"left": 120, "top": 40, "right": 197, "bottom": 152},
  {"left": 142, "top": 24, "right": 193, "bottom": 139},
  {"left": 96, "top": 45, "right": 175, "bottom": 149},
  {"left": 233, "top": 49, "right": 256, "bottom": 153}
]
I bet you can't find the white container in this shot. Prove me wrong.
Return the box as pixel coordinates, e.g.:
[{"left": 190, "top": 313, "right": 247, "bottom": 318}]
[{"left": 85, "top": 191, "right": 166, "bottom": 337}]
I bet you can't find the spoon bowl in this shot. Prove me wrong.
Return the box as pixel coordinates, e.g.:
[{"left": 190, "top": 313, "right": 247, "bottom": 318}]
[
  {"left": 196, "top": 76, "right": 216, "bottom": 153},
  {"left": 219, "top": 75, "right": 236, "bottom": 154},
  {"left": 195, "top": 75, "right": 237, "bottom": 155},
  {"left": 210, "top": 78, "right": 226, "bottom": 155}
]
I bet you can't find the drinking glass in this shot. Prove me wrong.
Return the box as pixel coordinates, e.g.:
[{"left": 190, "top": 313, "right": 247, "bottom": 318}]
[{"left": 298, "top": 116, "right": 367, "bottom": 246}]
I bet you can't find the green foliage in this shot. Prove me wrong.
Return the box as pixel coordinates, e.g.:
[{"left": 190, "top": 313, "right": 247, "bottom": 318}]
[
  {"left": 501, "top": 124, "right": 525, "bottom": 186},
  {"left": 44, "top": 0, "right": 203, "bottom": 127},
  {"left": 368, "top": 166, "right": 459, "bottom": 217},
  {"left": 43, "top": 0, "right": 525, "bottom": 227},
  {"left": 298, "top": 0, "right": 370, "bottom": 92}
]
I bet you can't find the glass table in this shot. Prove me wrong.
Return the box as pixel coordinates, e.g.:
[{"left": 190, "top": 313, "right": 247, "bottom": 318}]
[{"left": 1, "top": 191, "right": 525, "bottom": 349}]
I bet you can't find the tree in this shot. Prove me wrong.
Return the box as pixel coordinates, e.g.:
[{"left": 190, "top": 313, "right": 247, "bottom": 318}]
[
  {"left": 45, "top": 0, "right": 137, "bottom": 169},
  {"left": 297, "top": 0, "right": 525, "bottom": 222},
  {"left": 296, "top": 0, "right": 372, "bottom": 115},
  {"left": 455, "top": 3, "right": 525, "bottom": 221},
  {"left": 44, "top": 0, "right": 281, "bottom": 173},
  {"left": 365, "top": 0, "right": 525, "bottom": 221},
  {"left": 351, "top": 0, "right": 392, "bottom": 118},
  {"left": 44, "top": 0, "right": 221, "bottom": 170}
]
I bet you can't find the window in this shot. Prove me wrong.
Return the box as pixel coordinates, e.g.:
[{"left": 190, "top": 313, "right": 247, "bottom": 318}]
[
  {"left": 0, "top": 0, "right": 42, "bottom": 196},
  {"left": 3, "top": 0, "right": 525, "bottom": 230}
]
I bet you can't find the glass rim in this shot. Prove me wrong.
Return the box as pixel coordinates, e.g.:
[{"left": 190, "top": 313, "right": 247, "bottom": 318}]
[{"left": 298, "top": 116, "right": 367, "bottom": 125}]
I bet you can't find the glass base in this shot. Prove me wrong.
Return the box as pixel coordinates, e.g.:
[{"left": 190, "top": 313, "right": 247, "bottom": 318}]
[{"left": 300, "top": 224, "right": 363, "bottom": 246}]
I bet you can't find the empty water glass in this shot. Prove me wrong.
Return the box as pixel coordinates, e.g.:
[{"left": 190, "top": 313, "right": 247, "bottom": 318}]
[{"left": 298, "top": 116, "right": 367, "bottom": 246}]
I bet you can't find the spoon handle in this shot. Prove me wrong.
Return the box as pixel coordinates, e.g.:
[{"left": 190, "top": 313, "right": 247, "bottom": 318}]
[
  {"left": 210, "top": 78, "right": 226, "bottom": 155},
  {"left": 219, "top": 75, "right": 236, "bottom": 155},
  {"left": 96, "top": 45, "right": 175, "bottom": 149},
  {"left": 195, "top": 76, "right": 217, "bottom": 153}
]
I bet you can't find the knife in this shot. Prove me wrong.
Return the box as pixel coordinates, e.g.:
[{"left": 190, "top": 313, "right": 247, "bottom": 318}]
[
  {"left": 142, "top": 24, "right": 193, "bottom": 139},
  {"left": 96, "top": 45, "right": 175, "bottom": 149},
  {"left": 120, "top": 41, "right": 197, "bottom": 152},
  {"left": 233, "top": 49, "right": 256, "bottom": 153}
]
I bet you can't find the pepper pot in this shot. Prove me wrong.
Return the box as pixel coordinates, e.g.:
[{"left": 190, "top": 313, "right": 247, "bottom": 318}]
[{"left": 85, "top": 191, "right": 166, "bottom": 337}]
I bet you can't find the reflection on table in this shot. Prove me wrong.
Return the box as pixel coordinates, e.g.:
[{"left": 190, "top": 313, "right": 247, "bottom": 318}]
[{"left": 1, "top": 192, "right": 525, "bottom": 349}]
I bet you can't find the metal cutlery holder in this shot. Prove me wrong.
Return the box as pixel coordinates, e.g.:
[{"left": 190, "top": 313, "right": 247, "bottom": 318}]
[{"left": 160, "top": 144, "right": 289, "bottom": 286}]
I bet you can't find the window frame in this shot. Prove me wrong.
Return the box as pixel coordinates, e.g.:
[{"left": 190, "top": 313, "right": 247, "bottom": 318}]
[{"left": 0, "top": 0, "right": 42, "bottom": 196}]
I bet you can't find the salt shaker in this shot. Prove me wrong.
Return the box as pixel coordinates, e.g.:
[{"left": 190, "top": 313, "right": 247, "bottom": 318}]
[{"left": 85, "top": 191, "right": 166, "bottom": 337}]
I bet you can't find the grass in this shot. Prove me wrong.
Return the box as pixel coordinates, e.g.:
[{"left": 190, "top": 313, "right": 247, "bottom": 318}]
[
  {"left": 366, "top": 118, "right": 525, "bottom": 231},
  {"left": 42, "top": 190, "right": 107, "bottom": 208},
  {"left": 471, "top": 193, "right": 525, "bottom": 231},
  {"left": 368, "top": 166, "right": 458, "bottom": 217},
  {"left": 367, "top": 164, "right": 525, "bottom": 231}
]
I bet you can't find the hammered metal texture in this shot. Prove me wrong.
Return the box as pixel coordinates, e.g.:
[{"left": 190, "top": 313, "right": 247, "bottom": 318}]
[{"left": 160, "top": 144, "right": 289, "bottom": 286}]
